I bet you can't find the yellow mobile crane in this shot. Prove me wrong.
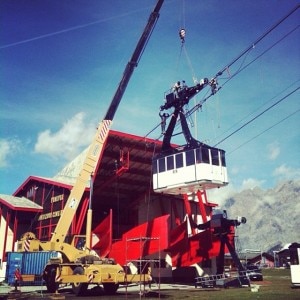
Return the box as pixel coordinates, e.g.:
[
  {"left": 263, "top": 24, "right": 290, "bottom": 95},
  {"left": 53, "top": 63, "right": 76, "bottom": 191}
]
[{"left": 17, "top": 0, "right": 164, "bottom": 295}]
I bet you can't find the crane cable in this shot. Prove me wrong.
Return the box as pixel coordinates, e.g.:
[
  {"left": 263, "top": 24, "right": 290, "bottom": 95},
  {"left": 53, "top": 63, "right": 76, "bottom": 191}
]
[
  {"left": 184, "top": 8, "right": 300, "bottom": 134},
  {"left": 182, "top": 23, "right": 300, "bottom": 140},
  {"left": 213, "top": 4, "right": 299, "bottom": 80},
  {"left": 212, "top": 79, "right": 300, "bottom": 144},
  {"left": 213, "top": 86, "right": 300, "bottom": 147},
  {"left": 186, "top": 22, "right": 299, "bottom": 119},
  {"left": 219, "top": 24, "right": 299, "bottom": 89},
  {"left": 228, "top": 107, "right": 300, "bottom": 155},
  {"left": 176, "top": 0, "right": 198, "bottom": 82}
]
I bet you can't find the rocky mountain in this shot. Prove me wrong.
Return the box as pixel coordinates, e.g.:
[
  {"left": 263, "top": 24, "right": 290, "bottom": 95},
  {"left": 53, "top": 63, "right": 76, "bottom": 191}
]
[{"left": 223, "top": 180, "right": 300, "bottom": 253}]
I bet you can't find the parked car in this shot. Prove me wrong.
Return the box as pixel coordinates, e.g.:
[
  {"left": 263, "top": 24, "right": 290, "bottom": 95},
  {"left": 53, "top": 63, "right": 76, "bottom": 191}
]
[{"left": 246, "top": 265, "right": 263, "bottom": 281}]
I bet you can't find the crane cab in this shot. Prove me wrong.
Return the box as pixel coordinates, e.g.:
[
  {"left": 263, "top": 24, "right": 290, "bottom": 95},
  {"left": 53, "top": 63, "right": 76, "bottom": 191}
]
[{"left": 152, "top": 144, "right": 228, "bottom": 195}]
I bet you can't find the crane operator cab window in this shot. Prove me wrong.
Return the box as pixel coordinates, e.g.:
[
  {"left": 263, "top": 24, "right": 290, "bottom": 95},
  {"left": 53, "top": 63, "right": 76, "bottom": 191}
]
[{"left": 152, "top": 145, "right": 228, "bottom": 195}]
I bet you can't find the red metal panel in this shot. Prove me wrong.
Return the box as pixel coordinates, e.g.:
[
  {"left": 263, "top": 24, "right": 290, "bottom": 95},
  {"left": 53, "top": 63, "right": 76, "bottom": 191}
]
[
  {"left": 92, "top": 209, "right": 112, "bottom": 257},
  {"left": 109, "top": 215, "right": 170, "bottom": 265},
  {"left": 183, "top": 194, "right": 195, "bottom": 235},
  {"left": 196, "top": 190, "right": 208, "bottom": 223},
  {"left": 171, "top": 201, "right": 181, "bottom": 226},
  {"left": 169, "top": 220, "right": 188, "bottom": 248},
  {"left": 167, "top": 229, "right": 222, "bottom": 267}
]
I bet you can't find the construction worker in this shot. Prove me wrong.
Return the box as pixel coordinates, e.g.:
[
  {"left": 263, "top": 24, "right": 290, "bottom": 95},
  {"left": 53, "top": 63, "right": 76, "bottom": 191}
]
[{"left": 14, "top": 267, "right": 22, "bottom": 291}]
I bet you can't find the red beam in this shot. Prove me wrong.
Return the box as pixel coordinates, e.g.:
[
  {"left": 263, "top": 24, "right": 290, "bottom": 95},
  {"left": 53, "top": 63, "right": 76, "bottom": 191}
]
[{"left": 196, "top": 190, "right": 208, "bottom": 223}]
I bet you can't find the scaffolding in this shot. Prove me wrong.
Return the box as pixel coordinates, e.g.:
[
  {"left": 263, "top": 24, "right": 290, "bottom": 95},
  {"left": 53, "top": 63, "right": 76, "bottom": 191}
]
[{"left": 125, "top": 236, "right": 161, "bottom": 297}]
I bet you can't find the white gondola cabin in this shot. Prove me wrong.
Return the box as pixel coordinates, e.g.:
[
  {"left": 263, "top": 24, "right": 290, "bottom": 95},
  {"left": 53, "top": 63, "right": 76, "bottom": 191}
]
[{"left": 152, "top": 145, "right": 228, "bottom": 195}]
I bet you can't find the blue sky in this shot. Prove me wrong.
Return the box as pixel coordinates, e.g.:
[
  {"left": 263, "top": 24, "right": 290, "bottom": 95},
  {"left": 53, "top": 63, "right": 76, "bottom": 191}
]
[{"left": 1, "top": 0, "right": 299, "bottom": 199}]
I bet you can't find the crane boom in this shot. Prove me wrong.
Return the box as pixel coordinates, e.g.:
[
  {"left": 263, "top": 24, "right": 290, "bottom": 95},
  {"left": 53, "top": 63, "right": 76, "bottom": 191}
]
[
  {"left": 16, "top": 2, "right": 165, "bottom": 295},
  {"left": 105, "top": 0, "right": 164, "bottom": 120},
  {"left": 48, "top": 0, "right": 164, "bottom": 247}
]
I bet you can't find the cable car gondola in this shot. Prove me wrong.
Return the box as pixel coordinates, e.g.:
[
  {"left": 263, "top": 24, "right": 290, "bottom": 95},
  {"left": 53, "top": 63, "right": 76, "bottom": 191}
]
[{"left": 152, "top": 79, "right": 228, "bottom": 195}]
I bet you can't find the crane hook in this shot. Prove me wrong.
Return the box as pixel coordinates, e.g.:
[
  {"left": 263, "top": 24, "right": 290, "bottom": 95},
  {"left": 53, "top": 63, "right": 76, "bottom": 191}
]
[{"left": 179, "top": 28, "right": 186, "bottom": 43}]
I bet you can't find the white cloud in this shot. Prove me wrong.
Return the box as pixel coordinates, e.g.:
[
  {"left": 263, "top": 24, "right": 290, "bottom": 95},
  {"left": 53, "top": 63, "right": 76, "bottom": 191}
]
[
  {"left": 241, "top": 178, "right": 265, "bottom": 190},
  {"left": 207, "top": 177, "right": 265, "bottom": 206},
  {"left": 34, "top": 112, "right": 95, "bottom": 160},
  {"left": 273, "top": 164, "right": 300, "bottom": 180},
  {"left": 267, "top": 141, "right": 280, "bottom": 160},
  {"left": 230, "top": 166, "right": 240, "bottom": 176},
  {"left": 0, "top": 140, "right": 10, "bottom": 168},
  {"left": 0, "top": 138, "right": 21, "bottom": 168},
  {"left": 206, "top": 185, "right": 237, "bottom": 206}
]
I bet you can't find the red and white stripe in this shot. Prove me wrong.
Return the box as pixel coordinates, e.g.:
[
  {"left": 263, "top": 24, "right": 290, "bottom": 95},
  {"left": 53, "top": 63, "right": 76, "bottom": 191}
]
[
  {"left": 55, "top": 270, "right": 62, "bottom": 282},
  {"left": 55, "top": 274, "right": 62, "bottom": 282},
  {"left": 24, "top": 239, "right": 30, "bottom": 252},
  {"left": 98, "top": 120, "right": 110, "bottom": 141},
  {"left": 88, "top": 273, "right": 94, "bottom": 283}
]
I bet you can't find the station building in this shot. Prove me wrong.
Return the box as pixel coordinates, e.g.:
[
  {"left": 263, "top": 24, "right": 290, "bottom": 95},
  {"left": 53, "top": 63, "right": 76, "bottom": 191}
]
[{"left": 0, "top": 130, "right": 226, "bottom": 282}]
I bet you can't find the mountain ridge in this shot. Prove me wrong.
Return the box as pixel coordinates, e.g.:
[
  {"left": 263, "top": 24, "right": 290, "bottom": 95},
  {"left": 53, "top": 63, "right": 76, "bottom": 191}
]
[{"left": 222, "top": 179, "right": 300, "bottom": 252}]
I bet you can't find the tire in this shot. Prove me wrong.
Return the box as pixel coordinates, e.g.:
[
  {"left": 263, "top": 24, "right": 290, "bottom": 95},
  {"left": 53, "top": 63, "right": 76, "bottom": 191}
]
[
  {"left": 103, "top": 283, "right": 119, "bottom": 295},
  {"left": 71, "top": 266, "right": 88, "bottom": 296},
  {"left": 45, "top": 267, "right": 59, "bottom": 293}
]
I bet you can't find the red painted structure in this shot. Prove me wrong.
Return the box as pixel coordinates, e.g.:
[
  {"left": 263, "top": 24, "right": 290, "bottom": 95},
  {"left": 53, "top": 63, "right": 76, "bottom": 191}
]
[{"left": 1, "top": 130, "right": 233, "bottom": 274}]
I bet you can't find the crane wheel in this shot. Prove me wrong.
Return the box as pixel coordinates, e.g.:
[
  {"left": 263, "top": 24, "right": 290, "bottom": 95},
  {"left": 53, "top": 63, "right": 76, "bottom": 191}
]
[
  {"left": 103, "top": 283, "right": 119, "bottom": 295},
  {"left": 72, "top": 266, "right": 88, "bottom": 296}
]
